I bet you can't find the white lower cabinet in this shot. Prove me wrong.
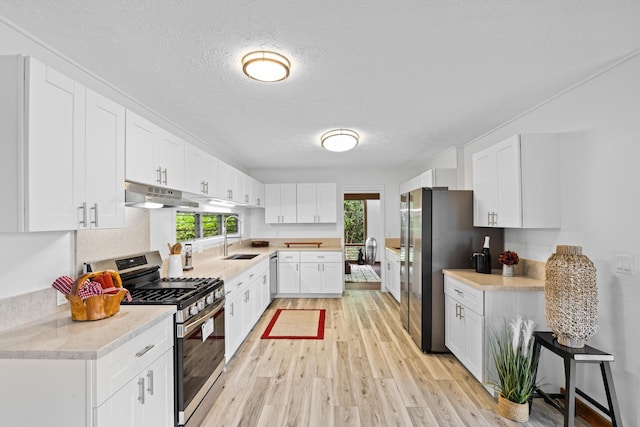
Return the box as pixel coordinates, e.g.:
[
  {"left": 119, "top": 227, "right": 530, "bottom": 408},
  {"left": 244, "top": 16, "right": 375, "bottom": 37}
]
[
  {"left": 0, "top": 315, "right": 174, "bottom": 427},
  {"left": 444, "top": 274, "right": 547, "bottom": 386},
  {"left": 279, "top": 251, "right": 343, "bottom": 296},
  {"left": 95, "top": 350, "right": 173, "bottom": 427},
  {"left": 444, "top": 278, "right": 484, "bottom": 381},
  {"left": 385, "top": 249, "right": 401, "bottom": 303},
  {"left": 225, "top": 258, "right": 270, "bottom": 362}
]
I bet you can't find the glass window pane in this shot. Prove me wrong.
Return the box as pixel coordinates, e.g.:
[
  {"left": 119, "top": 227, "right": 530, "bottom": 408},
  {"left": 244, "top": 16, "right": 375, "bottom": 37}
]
[
  {"left": 202, "top": 214, "right": 219, "bottom": 237},
  {"left": 224, "top": 215, "right": 238, "bottom": 233},
  {"left": 176, "top": 212, "right": 196, "bottom": 241}
]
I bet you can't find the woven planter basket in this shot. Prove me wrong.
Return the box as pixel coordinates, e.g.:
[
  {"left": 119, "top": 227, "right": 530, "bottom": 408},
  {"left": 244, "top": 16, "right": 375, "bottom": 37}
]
[
  {"left": 545, "top": 245, "right": 598, "bottom": 348},
  {"left": 497, "top": 394, "right": 529, "bottom": 423}
]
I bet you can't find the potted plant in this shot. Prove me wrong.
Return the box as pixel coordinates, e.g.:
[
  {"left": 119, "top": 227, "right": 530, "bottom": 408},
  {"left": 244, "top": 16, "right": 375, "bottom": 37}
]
[
  {"left": 498, "top": 250, "right": 519, "bottom": 276},
  {"left": 488, "top": 317, "right": 540, "bottom": 423}
]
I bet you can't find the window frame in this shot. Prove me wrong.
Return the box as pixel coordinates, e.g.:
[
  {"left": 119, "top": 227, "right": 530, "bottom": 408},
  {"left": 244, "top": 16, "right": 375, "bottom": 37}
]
[{"left": 176, "top": 211, "right": 239, "bottom": 243}]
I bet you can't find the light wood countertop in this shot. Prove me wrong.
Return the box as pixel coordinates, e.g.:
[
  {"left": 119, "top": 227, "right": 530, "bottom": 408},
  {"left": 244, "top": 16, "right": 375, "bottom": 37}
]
[
  {"left": 0, "top": 305, "right": 175, "bottom": 360},
  {"left": 443, "top": 268, "right": 545, "bottom": 292}
]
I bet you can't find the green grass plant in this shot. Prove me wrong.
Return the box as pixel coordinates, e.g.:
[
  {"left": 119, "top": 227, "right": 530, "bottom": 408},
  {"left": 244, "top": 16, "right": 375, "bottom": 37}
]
[{"left": 488, "top": 317, "right": 540, "bottom": 404}]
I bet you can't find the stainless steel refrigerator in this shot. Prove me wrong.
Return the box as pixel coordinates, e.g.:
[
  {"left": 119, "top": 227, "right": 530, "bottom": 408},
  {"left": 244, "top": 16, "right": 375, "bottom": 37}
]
[{"left": 400, "top": 188, "right": 504, "bottom": 353}]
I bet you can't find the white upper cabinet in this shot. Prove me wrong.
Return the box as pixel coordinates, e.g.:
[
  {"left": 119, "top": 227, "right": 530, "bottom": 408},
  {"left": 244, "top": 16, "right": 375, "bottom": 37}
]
[
  {"left": 184, "top": 144, "right": 218, "bottom": 196},
  {"left": 265, "top": 184, "right": 297, "bottom": 223},
  {"left": 400, "top": 168, "right": 457, "bottom": 193},
  {"left": 125, "top": 110, "right": 185, "bottom": 189},
  {"left": 216, "top": 161, "right": 239, "bottom": 202},
  {"left": 296, "top": 183, "right": 337, "bottom": 223},
  {"left": 250, "top": 178, "right": 265, "bottom": 208},
  {"left": 77, "top": 89, "right": 126, "bottom": 229},
  {"left": 472, "top": 134, "right": 560, "bottom": 228},
  {"left": 0, "top": 55, "right": 124, "bottom": 232}
]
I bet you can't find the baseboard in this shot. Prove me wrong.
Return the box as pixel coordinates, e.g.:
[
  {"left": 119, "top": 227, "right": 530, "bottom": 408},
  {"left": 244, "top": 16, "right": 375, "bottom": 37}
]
[{"left": 560, "top": 388, "right": 612, "bottom": 427}]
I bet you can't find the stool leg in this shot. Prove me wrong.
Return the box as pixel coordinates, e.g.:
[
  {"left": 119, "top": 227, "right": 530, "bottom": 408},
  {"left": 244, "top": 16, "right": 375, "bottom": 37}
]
[
  {"left": 601, "top": 362, "right": 622, "bottom": 427},
  {"left": 564, "top": 358, "right": 576, "bottom": 427}
]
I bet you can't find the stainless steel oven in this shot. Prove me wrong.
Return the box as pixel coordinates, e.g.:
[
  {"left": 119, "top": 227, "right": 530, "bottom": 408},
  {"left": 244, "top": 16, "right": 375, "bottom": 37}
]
[
  {"left": 176, "top": 299, "right": 225, "bottom": 426},
  {"left": 88, "top": 251, "right": 225, "bottom": 427}
]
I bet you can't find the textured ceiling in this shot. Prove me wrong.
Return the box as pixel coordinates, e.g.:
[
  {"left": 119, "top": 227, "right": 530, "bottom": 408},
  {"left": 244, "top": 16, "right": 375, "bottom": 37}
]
[{"left": 1, "top": 0, "right": 639, "bottom": 174}]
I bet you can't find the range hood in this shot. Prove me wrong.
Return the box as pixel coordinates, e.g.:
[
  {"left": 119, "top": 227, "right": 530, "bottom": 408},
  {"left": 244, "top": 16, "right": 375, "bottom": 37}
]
[{"left": 125, "top": 181, "right": 199, "bottom": 209}]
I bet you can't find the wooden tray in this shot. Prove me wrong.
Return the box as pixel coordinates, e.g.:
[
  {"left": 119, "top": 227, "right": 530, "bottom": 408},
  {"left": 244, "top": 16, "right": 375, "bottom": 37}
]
[{"left": 284, "top": 242, "right": 322, "bottom": 248}]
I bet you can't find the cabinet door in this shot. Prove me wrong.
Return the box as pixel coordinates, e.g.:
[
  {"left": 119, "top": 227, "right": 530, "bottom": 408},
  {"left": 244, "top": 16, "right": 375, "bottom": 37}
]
[
  {"left": 264, "top": 184, "right": 281, "bottom": 223},
  {"left": 156, "top": 130, "right": 184, "bottom": 189},
  {"left": 241, "top": 285, "right": 255, "bottom": 333},
  {"left": 321, "top": 262, "right": 343, "bottom": 293},
  {"left": 280, "top": 183, "right": 297, "bottom": 223},
  {"left": 494, "top": 136, "right": 522, "bottom": 228},
  {"left": 444, "top": 295, "right": 464, "bottom": 359},
  {"left": 26, "top": 57, "right": 84, "bottom": 231},
  {"left": 252, "top": 179, "right": 265, "bottom": 207},
  {"left": 462, "top": 307, "right": 484, "bottom": 381},
  {"left": 225, "top": 291, "right": 244, "bottom": 362},
  {"left": 260, "top": 272, "right": 270, "bottom": 311},
  {"left": 472, "top": 149, "right": 497, "bottom": 227},
  {"left": 316, "top": 183, "right": 337, "bottom": 223},
  {"left": 125, "top": 110, "right": 158, "bottom": 185},
  {"left": 83, "top": 89, "right": 125, "bottom": 229},
  {"left": 184, "top": 144, "right": 205, "bottom": 194},
  {"left": 296, "top": 183, "right": 316, "bottom": 223},
  {"left": 278, "top": 261, "right": 300, "bottom": 294},
  {"left": 300, "top": 263, "right": 322, "bottom": 293},
  {"left": 95, "top": 372, "right": 140, "bottom": 427}
]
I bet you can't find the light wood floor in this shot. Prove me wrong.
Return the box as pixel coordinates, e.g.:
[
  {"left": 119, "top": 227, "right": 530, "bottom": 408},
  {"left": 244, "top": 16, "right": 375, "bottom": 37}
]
[{"left": 199, "top": 290, "right": 591, "bottom": 427}]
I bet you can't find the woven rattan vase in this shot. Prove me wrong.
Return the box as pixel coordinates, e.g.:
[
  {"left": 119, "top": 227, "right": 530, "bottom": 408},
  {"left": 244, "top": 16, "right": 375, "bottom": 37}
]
[
  {"left": 497, "top": 394, "right": 529, "bottom": 423},
  {"left": 545, "top": 245, "right": 598, "bottom": 348}
]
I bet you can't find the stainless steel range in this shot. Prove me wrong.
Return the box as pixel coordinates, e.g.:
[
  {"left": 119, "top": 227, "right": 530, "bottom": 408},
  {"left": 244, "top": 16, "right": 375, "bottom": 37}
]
[{"left": 88, "top": 251, "right": 225, "bottom": 427}]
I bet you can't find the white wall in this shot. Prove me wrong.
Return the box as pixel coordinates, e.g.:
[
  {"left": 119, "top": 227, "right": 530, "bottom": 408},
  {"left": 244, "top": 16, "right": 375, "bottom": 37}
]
[{"left": 462, "top": 52, "right": 640, "bottom": 425}]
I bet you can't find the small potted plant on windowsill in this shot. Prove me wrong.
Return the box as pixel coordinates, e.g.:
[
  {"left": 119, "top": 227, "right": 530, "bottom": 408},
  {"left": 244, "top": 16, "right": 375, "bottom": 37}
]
[
  {"left": 498, "top": 250, "right": 519, "bottom": 277},
  {"left": 488, "top": 317, "right": 540, "bottom": 423}
]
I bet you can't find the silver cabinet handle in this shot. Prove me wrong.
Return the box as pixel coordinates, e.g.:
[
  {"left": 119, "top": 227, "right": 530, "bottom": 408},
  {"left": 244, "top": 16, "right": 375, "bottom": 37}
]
[
  {"left": 79, "top": 202, "right": 87, "bottom": 227},
  {"left": 459, "top": 305, "right": 464, "bottom": 319},
  {"left": 454, "top": 288, "right": 463, "bottom": 295},
  {"left": 90, "top": 203, "right": 98, "bottom": 228},
  {"left": 493, "top": 212, "right": 497, "bottom": 225},
  {"left": 135, "top": 344, "right": 155, "bottom": 358},
  {"left": 137, "top": 378, "right": 145, "bottom": 404},
  {"left": 230, "top": 302, "right": 234, "bottom": 316},
  {"left": 205, "top": 181, "right": 209, "bottom": 194},
  {"left": 156, "top": 167, "right": 162, "bottom": 184},
  {"left": 162, "top": 168, "right": 168, "bottom": 185},
  {"left": 318, "top": 264, "right": 320, "bottom": 272},
  {"left": 146, "top": 370, "right": 154, "bottom": 396},
  {"left": 487, "top": 211, "right": 491, "bottom": 226}
]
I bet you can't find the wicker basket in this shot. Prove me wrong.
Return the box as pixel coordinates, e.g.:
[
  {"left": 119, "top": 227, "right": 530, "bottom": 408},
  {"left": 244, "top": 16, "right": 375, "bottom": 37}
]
[
  {"left": 497, "top": 394, "right": 529, "bottom": 423},
  {"left": 67, "top": 270, "right": 128, "bottom": 321}
]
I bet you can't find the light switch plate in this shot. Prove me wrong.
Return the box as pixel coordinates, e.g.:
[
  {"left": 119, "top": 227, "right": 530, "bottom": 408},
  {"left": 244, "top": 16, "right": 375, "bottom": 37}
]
[
  {"left": 615, "top": 253, "right": 634, "bottom": 275},
  {"left": 56, "top": 291, "right": 68, "bottom": 306}
]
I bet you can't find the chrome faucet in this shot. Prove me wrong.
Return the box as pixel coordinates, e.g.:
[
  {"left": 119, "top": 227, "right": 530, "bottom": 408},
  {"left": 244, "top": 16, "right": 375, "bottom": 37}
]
[{"left": 223, "top": 214, "right": 241, "bottom": 256}]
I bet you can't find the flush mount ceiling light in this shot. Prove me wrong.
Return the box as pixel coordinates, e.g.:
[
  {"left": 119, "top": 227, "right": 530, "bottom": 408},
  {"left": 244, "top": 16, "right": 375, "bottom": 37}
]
[
  {"left": 242, "top": 51, "right": 290, "bottom": 82},
  {"left": 320, "top": 129, "right": 360, "bottom": 152}
]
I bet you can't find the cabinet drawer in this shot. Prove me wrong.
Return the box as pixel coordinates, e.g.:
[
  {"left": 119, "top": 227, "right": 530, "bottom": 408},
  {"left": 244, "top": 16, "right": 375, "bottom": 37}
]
[
  {"left": 278, "top": 251, "right": 300, "bottom": 263},
  {"left": 95, "top": 316, "right": 173, "bottom": 406},
  {"left": 444, "top": 276, "right": 484, "bottom": 315},
  {"left": 299, "top": 251, "right": 342, "bottom": 263}
]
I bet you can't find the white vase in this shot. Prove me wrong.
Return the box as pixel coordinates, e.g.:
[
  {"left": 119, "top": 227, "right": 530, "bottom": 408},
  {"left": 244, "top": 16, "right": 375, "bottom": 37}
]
[{"left": 502, "top": 264, "right": 514, "bottom": 277}]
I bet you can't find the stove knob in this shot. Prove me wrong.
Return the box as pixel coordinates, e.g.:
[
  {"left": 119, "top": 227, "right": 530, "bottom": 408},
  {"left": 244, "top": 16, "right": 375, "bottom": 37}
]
[
  {"left": 205, "top": 295, "right": 214, "bottom": 305},
  {"left": 197, "top": 300, "right": 205, "bottom": 311},
  {"left": 189, "top": 306, "right": 199, "bottom": 316}
]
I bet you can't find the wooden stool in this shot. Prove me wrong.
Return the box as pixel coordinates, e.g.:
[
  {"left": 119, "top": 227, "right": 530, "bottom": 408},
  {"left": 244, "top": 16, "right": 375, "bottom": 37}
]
[{"left": 531, "top": 331, "right": 623, "bottom": 426}]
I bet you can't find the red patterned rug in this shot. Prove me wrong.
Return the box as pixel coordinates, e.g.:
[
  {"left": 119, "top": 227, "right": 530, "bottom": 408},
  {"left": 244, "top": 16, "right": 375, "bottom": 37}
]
[{"left": 260, "top": 308, "right": 326, "bottom": 340}]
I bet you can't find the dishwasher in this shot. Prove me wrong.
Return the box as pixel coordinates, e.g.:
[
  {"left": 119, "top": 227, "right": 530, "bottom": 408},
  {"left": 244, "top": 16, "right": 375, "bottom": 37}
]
[{"left": 269, "top": 252, "right": 278, "bottom": 298}]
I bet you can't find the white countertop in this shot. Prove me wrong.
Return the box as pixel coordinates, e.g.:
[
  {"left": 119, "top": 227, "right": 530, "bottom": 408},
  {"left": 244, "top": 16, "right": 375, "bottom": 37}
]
[
  {"left": 184, "top": 244, "right": 343, "bottom": 281},
  {"left": 443, "top": 268, "right": 545, "bottom": 291},
  {"left": 0, "top": 305, "right": 175, "bottom": 360}
]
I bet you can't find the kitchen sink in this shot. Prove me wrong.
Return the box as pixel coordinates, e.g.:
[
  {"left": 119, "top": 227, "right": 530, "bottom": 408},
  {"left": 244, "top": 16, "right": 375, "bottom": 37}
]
[{"left": 224, "top": 253, "right": 259, "bottom": 260}]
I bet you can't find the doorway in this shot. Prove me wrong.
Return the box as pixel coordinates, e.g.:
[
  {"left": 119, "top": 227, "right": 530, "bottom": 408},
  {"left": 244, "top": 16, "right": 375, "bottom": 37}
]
[{"left": 343, "top": 191, "right": 382, "bottom": 290}]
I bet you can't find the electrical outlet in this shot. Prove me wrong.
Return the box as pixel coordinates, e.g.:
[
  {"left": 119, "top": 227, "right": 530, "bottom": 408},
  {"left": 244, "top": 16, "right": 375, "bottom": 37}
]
[
  {"left": 56, "top": 291, "right": 68, "bottom": 306},
  {"left": 615, "top": 253, "right": 634, "bottom": 275}
]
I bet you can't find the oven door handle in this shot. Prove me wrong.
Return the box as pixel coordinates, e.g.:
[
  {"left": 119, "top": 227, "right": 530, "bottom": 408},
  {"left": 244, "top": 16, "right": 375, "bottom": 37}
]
[{"left": 178, "top": 300, "right": 224, "bottom": 338}]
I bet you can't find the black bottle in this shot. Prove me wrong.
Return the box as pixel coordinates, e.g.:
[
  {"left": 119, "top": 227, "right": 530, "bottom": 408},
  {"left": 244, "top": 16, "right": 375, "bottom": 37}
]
[{"left": 473, "top": 236, "right": 492, "bottom": 274}]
